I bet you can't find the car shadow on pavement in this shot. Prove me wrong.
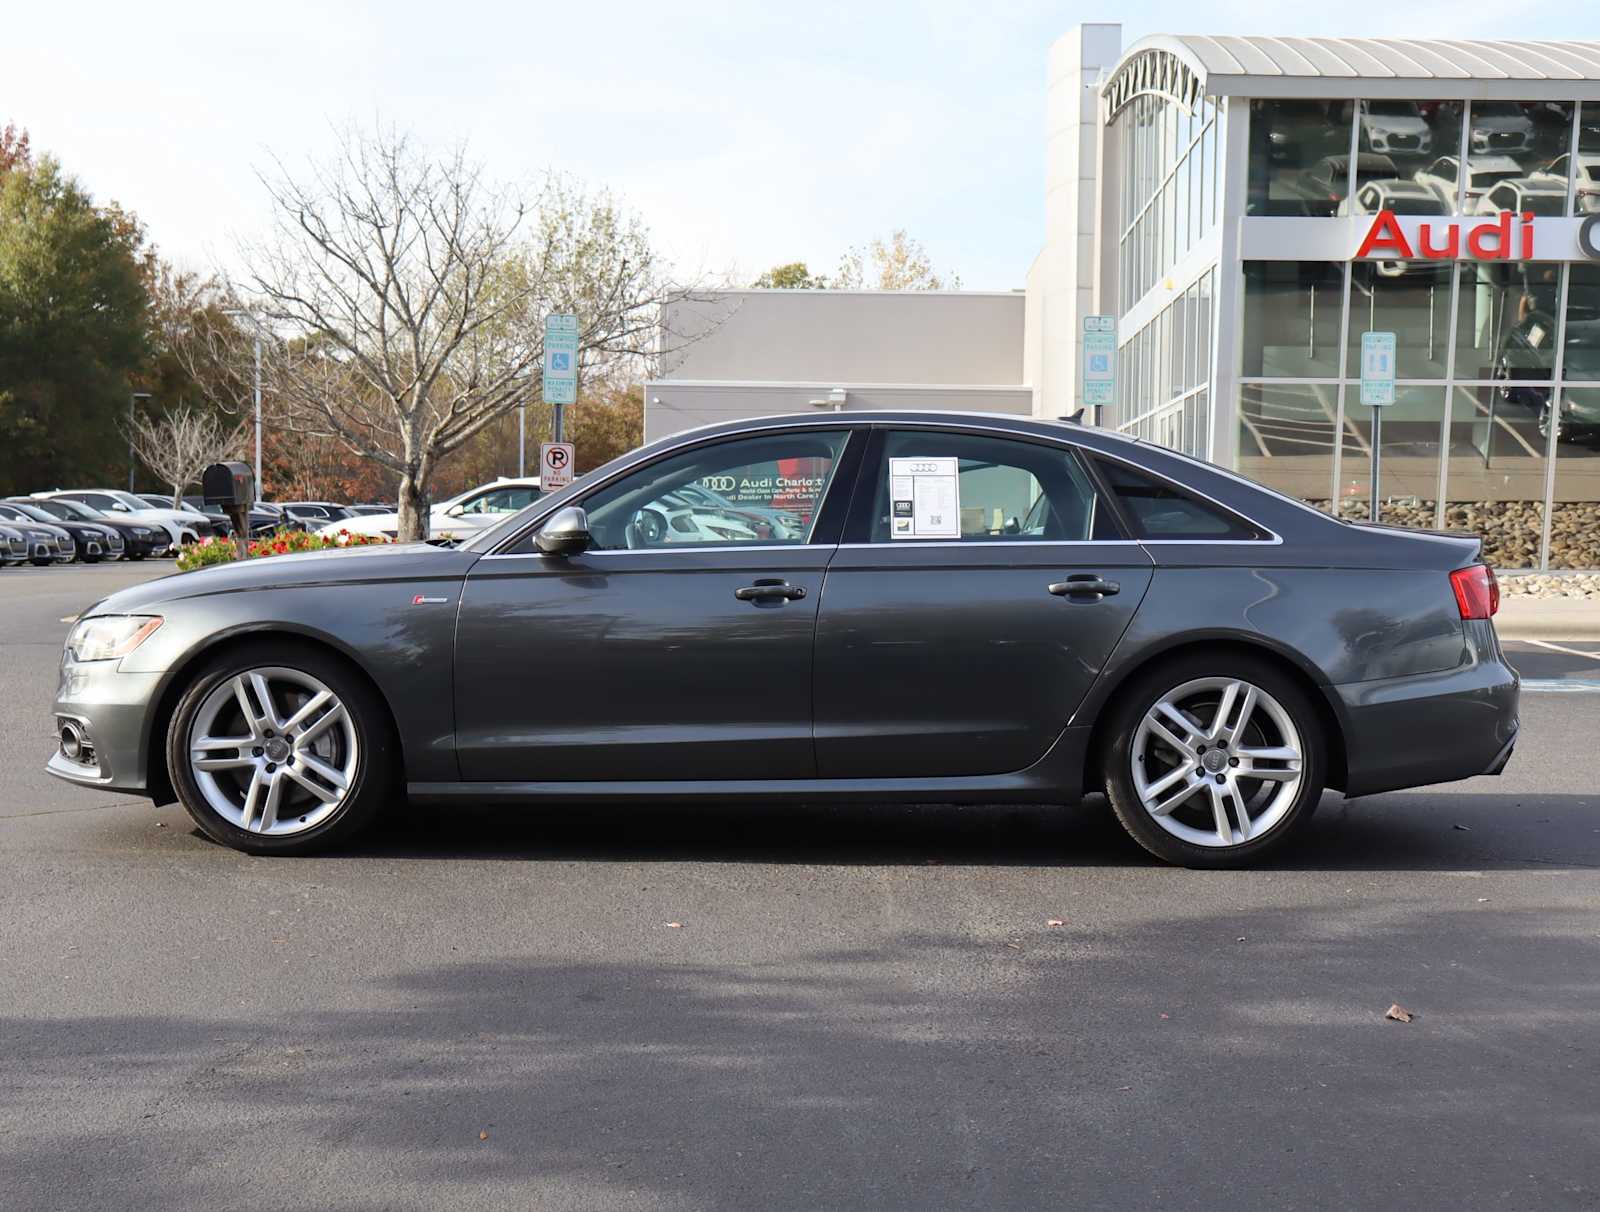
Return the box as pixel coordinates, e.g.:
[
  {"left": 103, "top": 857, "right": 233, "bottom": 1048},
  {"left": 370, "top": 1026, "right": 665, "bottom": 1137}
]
[
  {"left": 295, "top": 789, "right": 1600, "bottom": 873},
  {"left": 4, "top": 904, "right": 1598, "bottom": 1209}
]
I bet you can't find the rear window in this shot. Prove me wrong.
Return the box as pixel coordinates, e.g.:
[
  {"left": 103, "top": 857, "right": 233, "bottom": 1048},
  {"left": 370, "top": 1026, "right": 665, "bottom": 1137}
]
[{"left": 1093, "top": 458, "right": 1263, "bottom": 540}]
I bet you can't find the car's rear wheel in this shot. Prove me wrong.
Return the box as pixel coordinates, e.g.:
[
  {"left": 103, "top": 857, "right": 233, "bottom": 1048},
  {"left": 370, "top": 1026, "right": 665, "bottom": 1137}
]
[
  {"left": 1101, "top": 653, "right": 1324, "bottom": 868},
  {"left": 166, "top": 643, "right": 396, "bottom": 855}
]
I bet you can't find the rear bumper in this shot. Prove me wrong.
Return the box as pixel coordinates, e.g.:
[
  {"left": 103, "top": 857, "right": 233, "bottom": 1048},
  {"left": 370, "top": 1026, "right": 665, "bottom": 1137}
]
[{"left": 1331, "top": 628, "right": 1519, "bottom": 797}]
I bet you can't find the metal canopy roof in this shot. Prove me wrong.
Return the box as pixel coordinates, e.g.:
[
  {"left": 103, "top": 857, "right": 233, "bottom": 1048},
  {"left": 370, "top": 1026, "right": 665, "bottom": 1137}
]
[{"left": 1105, "top": 35, "right": 1600, "bottom": 106}]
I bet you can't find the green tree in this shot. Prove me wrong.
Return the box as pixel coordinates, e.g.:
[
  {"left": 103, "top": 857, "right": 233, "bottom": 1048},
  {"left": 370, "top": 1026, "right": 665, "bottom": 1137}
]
[
  {"left": 752, "top": 261, "right": 828, "bottom": 289},
  {"left": 0, "top": 155, "right": 150, "bottom": 494},
  {"left": 835, "top": 229, "right": 959, "bottom": 290}
]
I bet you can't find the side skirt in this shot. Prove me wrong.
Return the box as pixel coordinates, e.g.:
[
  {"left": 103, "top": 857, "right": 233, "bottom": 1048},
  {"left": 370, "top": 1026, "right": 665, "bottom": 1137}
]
[{"left": 410, "top": 726, "right": 1092, "bottom": 806}]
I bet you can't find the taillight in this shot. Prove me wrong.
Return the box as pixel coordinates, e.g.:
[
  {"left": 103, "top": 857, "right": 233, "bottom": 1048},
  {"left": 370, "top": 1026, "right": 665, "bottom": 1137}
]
[{"left": 1450, "top": 564, "right": 1499, "bottom": 620}]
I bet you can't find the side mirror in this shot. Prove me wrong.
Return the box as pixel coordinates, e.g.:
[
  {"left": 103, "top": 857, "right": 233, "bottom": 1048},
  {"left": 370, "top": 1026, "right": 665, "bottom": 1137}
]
[
  {"left": 536, "top": 506, "right": 591, "bottom": 557},
  {"left": 446, "top": 503, "right": 466, "bottom": 518}
]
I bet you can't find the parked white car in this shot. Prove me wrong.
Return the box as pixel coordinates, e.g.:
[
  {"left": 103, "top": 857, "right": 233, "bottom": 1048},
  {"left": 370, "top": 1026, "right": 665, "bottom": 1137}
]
[
  {"left": 1529, "top": 153, "right": 1600, "bottom": 214},
  {"left": 1467, "top": 102, "right": 1536, "bottom": 156},
  {"left": 317, "top": 477, "right": 542, "bottom": 541},
  {"left": 1412, "top": 154, "right": 1523, "bottom": 211},
  {"left": 1357, "top": 100, "right": 1433, "bottom": 158},
  {"left": 1335, "top": 179, "right": 1448, "bottom": 217},
  {"left": 1470, "top": 177, "right": 1568, "bottom": 218},
  {"left": 34, "top": 489, "right": 205, "bottom": 553}
]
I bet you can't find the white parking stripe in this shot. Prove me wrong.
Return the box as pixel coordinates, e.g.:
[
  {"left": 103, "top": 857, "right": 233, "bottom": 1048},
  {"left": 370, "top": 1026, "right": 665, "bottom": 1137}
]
[
  {"left": 1520, "top": 678, "right": 1600, "bottom": 693},
  {"left": 1525, "top": 639, "right": 1600, "bottom": 662}
]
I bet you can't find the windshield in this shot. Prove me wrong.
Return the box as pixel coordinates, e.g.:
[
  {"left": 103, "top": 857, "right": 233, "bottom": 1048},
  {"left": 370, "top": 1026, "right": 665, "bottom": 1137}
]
[
  {"left": 1365, "top": 101, "right": 1421, "bottom": 118},
  {"left": 5, "top": 502, "right": 64, "bottom": 524},
  {"left": 32, "top": 499, "right": 95, "bottom": 521},
  {"left": 108, "top": 490, "right": 152, "bottom": 511}
]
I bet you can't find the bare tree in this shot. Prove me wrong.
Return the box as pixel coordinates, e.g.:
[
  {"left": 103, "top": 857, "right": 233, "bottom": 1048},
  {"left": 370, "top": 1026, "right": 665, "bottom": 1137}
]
[
  {"left": 225, "top": 123, "right": 686, "bottom": 539},
  {"left": 835, "top": 229, "right": 960, "bottom": 290},
  {"left": 123, "top": 406, "right": 248, "bottom": 505}
]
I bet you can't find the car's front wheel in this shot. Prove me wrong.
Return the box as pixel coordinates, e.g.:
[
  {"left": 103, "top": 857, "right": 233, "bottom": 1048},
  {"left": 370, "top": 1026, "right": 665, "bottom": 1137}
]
[
  {"left": 166, "top": 643, "right": 396, "bottom": 855},
  {"left": 1101, "top": 654, "right": 1324, "bottom": 868}
]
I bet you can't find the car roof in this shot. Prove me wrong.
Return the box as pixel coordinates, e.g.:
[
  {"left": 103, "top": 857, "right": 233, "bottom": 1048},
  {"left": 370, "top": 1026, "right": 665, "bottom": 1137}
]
[
  {"left": 1467, "top": 155, "right": 1523, "bottom": 171},
  {"left": 1500, "top": 177, "right": 1566, "bottom": 194}
]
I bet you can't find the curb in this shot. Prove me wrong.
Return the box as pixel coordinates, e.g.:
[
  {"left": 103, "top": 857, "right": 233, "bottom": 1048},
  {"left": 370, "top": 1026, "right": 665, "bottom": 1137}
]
[{"left": 1495, "top": 597, "right": 1600, "bottom": 641}]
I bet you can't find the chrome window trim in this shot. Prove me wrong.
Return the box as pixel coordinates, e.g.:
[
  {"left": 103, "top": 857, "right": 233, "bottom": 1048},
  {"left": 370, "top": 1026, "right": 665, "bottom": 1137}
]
[
  {"left": 834, "top": 540, "right": 1145, "bottom": 551},
  {"left": 480, "top": 543, "right": 834, "bottom": 561}
]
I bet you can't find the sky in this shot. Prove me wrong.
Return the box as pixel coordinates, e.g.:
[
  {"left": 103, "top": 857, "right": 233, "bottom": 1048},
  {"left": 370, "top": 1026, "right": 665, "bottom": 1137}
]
[{"left": 5, "top": 0, "right": 1580, "bottom": 290}]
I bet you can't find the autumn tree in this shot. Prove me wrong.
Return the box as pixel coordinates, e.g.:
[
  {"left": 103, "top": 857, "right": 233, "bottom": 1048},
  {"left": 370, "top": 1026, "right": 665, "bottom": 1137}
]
[
  {"left": 0, "top": 122, "right": 31, "bottom": 176},
  {"left": 225, "top": 123, "right": 685, "bottom": 540},
  {"left": 752, "top": 262, "right": 827, "bottom": 289},
  {"left": 835, "top": 229, "right": 960, "bottom": 290}
]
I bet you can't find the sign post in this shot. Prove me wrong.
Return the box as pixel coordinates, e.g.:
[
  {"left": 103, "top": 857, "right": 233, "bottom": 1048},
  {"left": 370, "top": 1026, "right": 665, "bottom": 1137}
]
[
  {"left": 543, "top": 313, "right": 578, "bottom": 443},
  {"left": 539, "top": 440, "right": 575, "bottom": 494},
  {"left": 1360, "top": 331, "right": 1397, "bottom": 524},
  {"left": 1081, "top": 316, "right": 1116, "bottom": 425}
]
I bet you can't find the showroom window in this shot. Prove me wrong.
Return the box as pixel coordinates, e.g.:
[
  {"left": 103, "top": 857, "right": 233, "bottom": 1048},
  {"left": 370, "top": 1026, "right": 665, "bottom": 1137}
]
[
  {"left": 572, "top": 430, "right": 850, "bottom": 550},
  {"left": 864, "top": 431, "right": 1115, "bottom": 543}
]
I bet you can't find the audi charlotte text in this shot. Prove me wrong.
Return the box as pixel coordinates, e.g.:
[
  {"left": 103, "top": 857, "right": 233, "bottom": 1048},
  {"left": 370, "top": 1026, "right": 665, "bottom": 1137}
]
[{"left": 47, "top": 412, "right": 1518, "bottom": 867}]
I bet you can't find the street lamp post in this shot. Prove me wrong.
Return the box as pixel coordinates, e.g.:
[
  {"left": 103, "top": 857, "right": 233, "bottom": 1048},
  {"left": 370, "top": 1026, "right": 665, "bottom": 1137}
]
[
  {"left": 224, "top": 310, "right": 264, "bottom": 496},
  {"left": 128, "top": 392, "right": 152, "bottom": 491}
]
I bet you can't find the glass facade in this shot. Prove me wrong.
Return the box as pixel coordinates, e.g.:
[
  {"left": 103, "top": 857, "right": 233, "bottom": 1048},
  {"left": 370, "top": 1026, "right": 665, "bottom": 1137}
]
[
  {"left": 1117, "top": 93, "right": 1224, "bottom": 313},
  {"left": 1095, "top": 59, "right": 1600, "bottom": 567},
  {"left": 1107, "top": 269, "right": 1214, "bottom": 457},
  {"left": 1109, "top": 88, "right": 1223, "bottom": 459},
  {"left": 1225, "top": 96, "right": 1600, "bottom": 568}
]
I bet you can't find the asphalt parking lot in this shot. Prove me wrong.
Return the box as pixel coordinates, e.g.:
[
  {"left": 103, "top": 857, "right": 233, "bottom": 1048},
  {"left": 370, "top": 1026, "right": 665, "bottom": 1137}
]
[{"left": 2, "top": 563, "right": 1598, "bottom": 1210}]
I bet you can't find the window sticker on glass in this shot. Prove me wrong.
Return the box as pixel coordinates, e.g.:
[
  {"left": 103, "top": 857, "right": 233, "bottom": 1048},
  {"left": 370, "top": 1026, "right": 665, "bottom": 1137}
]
[{"left": 888, "top": 457, "right": 960, "bottom": 539}]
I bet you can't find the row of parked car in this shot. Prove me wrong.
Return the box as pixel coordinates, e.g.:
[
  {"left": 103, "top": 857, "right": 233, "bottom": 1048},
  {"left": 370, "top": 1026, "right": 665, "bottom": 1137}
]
[
  {"left": 0, "top": 489, "right": 398, "bottom": 568},
  {"left": 0, "top": 477, "right": 551, "bottom": 567}
]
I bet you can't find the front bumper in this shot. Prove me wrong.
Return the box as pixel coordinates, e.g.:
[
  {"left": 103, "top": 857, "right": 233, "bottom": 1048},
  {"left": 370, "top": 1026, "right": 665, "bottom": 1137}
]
[
  {"left": 45, "top": 657, "right": 165, "bottom": 794},
  {"left": 1331, "top": 620, "right": 1519, "bottom": 797}
]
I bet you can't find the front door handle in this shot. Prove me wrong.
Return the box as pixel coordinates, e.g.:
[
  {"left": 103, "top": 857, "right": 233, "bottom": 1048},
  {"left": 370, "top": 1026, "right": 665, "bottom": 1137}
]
[
  {"left": 1049, "top": 575, "right": 1120, "bottom": 599},
  {"left": 735, "top": 579, "right": 807, "bottom": 603}
]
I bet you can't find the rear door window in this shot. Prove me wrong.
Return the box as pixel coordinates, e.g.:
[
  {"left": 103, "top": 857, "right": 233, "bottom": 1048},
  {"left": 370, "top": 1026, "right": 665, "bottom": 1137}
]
[
  {"left": 1093, "top": 457, "right": 1263, "bottom": 540},
  {"left": 861, "top": 430, "right": 1121, "bottom": 543}
]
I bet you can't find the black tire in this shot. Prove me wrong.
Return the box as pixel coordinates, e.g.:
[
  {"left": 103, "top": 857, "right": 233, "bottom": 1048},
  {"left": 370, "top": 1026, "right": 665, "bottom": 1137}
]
[
  {"left": 165, "top": 640, "right": 398, "bottom": 855},
  {"left": 1100, "top": 651, "right": 1325, "bottom": 869}
]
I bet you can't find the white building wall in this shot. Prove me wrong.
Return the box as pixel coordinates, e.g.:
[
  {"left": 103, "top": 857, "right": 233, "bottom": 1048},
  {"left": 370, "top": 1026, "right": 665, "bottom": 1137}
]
[
  {"left": 660, "top": 290, "right": 1024, "bottom": 385},
  {"left": 647, "top": 289, "right": 1030, "bottom": 442},
  {"left": 1031, "top": 22, "right": 1122, "bottom": 420}
]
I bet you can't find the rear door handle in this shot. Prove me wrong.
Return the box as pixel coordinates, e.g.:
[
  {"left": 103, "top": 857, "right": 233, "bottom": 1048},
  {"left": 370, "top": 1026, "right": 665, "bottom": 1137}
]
[
  {"left": 735, "top": 579, "right": 807, "bottom": 602},
  {"left": 1049, "top": 575, "right": 1120, "bottom": 599}
]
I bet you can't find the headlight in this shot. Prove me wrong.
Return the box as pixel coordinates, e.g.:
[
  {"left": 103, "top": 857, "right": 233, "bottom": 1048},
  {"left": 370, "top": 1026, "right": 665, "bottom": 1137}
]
[{"left": 66, "top": 615, "right": 164, "bottom": 662}]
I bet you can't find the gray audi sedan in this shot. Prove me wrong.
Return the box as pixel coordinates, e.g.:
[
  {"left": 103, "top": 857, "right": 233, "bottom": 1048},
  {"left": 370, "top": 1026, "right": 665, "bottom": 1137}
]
[{"left": 47, "top": 412, "right": 1518, "bottom": 866}]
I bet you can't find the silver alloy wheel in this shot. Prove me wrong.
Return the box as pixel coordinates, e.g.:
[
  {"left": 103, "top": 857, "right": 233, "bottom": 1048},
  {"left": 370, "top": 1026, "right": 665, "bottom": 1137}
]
[
  {"left": 1131, "top": 677, "right": 1304, "bottom": 849},
  {"left": 186, "top": 666, "right": 358, "bottom": 836}
]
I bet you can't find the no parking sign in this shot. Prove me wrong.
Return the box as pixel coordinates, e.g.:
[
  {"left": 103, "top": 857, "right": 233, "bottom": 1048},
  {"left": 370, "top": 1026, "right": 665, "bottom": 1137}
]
[{"left": 540, "top": 441, "right": 575, "bottom": 492}]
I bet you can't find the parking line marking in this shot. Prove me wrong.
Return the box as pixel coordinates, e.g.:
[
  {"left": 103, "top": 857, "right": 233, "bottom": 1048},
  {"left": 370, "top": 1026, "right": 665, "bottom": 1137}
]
[
  {"left": 1520, "top": 678, "right": 1600, "bottom": 693},
  {"left": 1525, "top": 639, "right": 1600, "bottom": 662}
]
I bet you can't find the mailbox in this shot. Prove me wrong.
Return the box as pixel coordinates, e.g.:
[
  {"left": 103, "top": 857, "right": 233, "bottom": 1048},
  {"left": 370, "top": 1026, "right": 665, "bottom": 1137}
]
[
  {"left": 203, "top": 462, "right": 255, "bottom": 508},
  {"left": 203, "top": 462, "right": 255, "bottom": 559}
]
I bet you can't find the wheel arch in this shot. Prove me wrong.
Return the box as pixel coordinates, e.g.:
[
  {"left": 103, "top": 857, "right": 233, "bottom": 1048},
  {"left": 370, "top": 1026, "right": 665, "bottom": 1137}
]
[
  {"left": 1079, "top": 635, "right": 1349, "bottom": 796},
  {"left": 144, "top": 625, "right": 403, "bottom": 807}
]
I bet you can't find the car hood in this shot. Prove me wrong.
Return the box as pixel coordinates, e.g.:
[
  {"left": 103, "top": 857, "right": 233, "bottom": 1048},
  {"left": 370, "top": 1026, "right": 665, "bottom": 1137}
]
[{"left": 87, "top": 541, "right": 482, "bottom": 615}]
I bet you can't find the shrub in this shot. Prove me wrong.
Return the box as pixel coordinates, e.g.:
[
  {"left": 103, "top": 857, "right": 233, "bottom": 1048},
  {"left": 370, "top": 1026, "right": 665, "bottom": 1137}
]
[{"left": 176, "top": 528, "right": 393, "bottom": 572}]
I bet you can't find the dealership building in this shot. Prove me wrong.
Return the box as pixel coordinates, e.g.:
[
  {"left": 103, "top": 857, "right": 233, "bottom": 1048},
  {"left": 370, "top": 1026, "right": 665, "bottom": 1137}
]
[{"left": 648, "top": 28, "right": 1600, "bottom": 568}]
